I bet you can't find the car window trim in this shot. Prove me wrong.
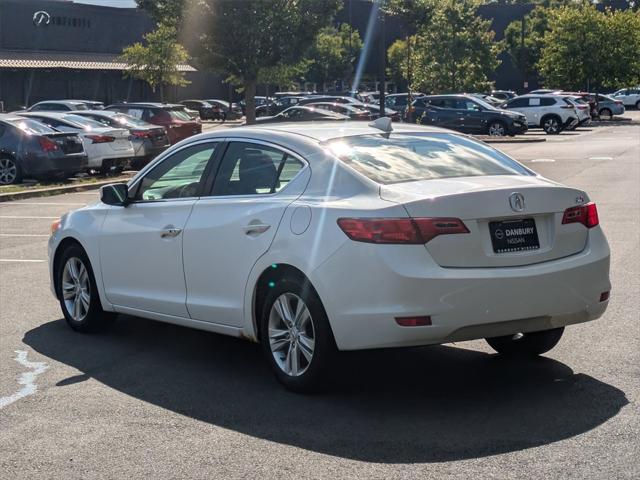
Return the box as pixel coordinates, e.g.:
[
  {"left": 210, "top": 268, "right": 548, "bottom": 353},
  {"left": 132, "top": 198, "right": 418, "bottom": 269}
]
[
  {"left": 203, "top": 138, "right": 309, "bottom": 198},
  {"left": 127, "top": 139, "right": 222, "bottom": 204}
]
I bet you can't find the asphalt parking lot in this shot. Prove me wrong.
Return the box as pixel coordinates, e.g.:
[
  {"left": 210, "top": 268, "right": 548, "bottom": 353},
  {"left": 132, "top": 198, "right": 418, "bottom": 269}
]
[{"left": 1, "top": 114, "right": 639, "bottom": 479}]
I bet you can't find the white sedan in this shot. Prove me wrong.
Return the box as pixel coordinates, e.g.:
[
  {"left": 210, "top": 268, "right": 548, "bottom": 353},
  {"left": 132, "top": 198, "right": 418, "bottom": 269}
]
[
  {"left": 48, "top": 120, "right": 611, "bottom": 391},
  {"left": 19, "top": 112, "right": 134, "bottom": 173}
]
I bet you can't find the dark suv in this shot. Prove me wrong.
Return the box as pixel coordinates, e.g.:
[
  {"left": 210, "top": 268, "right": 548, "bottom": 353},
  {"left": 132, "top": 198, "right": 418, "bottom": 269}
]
[
  {"left": 105, "top": 103, "right": 201, "bottom": 144},
  {"left": 412, "top": 95, "right": 528, "bottom": 136}
]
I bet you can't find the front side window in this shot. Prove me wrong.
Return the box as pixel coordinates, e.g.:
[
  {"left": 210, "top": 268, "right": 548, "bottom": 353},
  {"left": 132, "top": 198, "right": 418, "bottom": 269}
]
[
  {"left": 212, "top": 142, "right": 303, "bottom": 196},
  {"left": 326, "top": 133, "right": 534, "bottom": 185},
  {"left": 135, "top": 143, "right": 217, "bottom": 201}
]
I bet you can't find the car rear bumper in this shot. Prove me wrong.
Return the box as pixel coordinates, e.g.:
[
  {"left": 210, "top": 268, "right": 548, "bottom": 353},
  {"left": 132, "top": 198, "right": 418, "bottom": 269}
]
[
  {"left": 508, "top": 122, "right": 528, "bottom": 135},
  {"left": 312, "top": 228, "right": 610, "bottom": 351}
]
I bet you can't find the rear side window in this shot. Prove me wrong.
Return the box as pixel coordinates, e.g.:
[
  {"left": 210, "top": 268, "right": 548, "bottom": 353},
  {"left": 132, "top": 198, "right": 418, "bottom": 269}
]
[
  {"left": 540, "top": 97, "right": 556, "bottom": 106},
  {"left": 327, "top": 133, "right": 533, "bottom": 185},
  {"left": 212, "top": 142, "right": 303, "bottom": 196}
]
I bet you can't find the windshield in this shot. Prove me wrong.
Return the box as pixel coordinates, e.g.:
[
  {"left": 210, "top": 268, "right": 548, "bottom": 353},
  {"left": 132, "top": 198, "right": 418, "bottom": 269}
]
[
  {"left": 326, "top": 133, "right": 534, "bottom": 185},
  {"left": 9, "top": 118, "right": 57, "bottom": 135},
  {"left": 62, "top": 114, "right": 107, "bottom": 130},
  {"left": 168, "top": 109, "right": 193, "bottom": 121},
  {"left": 112, "top": 114, "right": 149, "bottom": 127}
]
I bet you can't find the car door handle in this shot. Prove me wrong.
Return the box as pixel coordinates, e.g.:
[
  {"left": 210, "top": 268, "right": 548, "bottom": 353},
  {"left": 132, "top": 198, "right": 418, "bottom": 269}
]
[
  {"left": 243, "top": 223, "right": 271, "bottom": 236},
  {"left": 160, "top": 227, "right": 182, "bottom": 238}
]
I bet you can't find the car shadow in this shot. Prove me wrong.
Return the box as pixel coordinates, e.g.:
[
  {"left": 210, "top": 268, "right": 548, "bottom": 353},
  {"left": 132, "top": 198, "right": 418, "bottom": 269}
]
[{"left": 24, "top": 317, "right": 628, "bottom": 464}]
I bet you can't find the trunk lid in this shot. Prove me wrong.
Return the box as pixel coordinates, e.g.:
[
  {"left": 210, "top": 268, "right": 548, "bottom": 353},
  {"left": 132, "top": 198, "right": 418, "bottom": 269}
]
[
  {"left": 44, "top": 132, "right": 84, "bottom": 154},
  {"left": 381, "top": 175, "right": 589, "bottom": 267}
]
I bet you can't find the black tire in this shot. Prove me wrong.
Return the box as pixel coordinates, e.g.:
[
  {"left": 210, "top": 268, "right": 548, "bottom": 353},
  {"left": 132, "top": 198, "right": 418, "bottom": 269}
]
[
  {"left": 260, "top": 277, "right": 336, "bottom": 393},
  {"left": 487, "top": 121, "right": 507, "bottom": 136},
  {"left": 0, "top": 157, "right": 22, "bottom": 185},
  {"left": 541, "top": 116, "right": 561, "bottom": 134},
  {"left": 486, "top": 327, "right": 564, "bottom": 356},
  {"left": 599, "top": 108, "right": 612, "bottom": 120},
  {"left": 635, "top": 100, "right": 640, "bottom": 110},
  {"left": 55, "top": 244, "right": 114, "bottom": 333}
]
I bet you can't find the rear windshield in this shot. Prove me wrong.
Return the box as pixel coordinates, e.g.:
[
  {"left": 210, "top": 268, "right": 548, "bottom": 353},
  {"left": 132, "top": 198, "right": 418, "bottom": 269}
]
[
  {"left": 8, "top": 118, "right": 57, "bottom": 135},
  {"left": 168, "top": 109, "right": 193, "bottom": 121},
  {"left": 112, "top": 114, "right": 149, "bottom": 127},
  {"left": 62, "top": 114, "right": 107, "bottom": 130},
  {"left": 327, "top": 133, "right": 534, "bottom": 184}
]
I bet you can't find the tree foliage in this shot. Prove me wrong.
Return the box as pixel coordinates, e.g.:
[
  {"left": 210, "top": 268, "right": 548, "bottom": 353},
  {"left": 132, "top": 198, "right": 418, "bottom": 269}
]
[
  {"left": 386, "top": 36, "right": 419, "bottom": 89},
  {"left": 306, "top": 24, "right": 363, "bottom": 90},
  {"left": 135, "top": 0, "right": 185, "bottom": 28},
  {"left": 120, "top": 24, "right": 190, "bottom": 101},
  {"left": 538, "top": 5, "right": 640, "bottom": 90},
  {"left": 193, "top": 0, "right": 341, "bottom": 124},
  {"left": 504, "top": 6, "right": 550, "bottom": 81},
  {"left": 411, "top": 0, "right": 502, "bottom": 93}
]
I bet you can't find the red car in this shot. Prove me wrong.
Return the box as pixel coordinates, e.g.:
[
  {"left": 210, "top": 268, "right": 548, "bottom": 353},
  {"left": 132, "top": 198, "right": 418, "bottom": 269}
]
[{"left": 105, "top": 103, "right": 202, "bottom": 144}]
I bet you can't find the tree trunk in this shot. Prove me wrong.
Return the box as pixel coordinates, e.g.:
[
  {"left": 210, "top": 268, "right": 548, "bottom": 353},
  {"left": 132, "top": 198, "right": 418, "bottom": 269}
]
[
  {"left": 159, "top": 83, "right": 165, "bottom": 103},
  {"left": 245, "top": 78, "right": 257, "bottom": 125}
]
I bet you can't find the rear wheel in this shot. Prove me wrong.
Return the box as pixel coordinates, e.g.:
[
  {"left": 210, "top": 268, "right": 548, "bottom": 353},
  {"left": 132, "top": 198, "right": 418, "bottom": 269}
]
[
  {"left": 0, "top": 157, "right": 22, "bottom": 185},
  {"left": 487, "top": 121, "right": 507, "bottom": 136},
  {"left": 599, "top": 108, "right": 612, "bottom": 120},
  {"left": 260, "top": 278, "right": 336, "bottom": 393},
  {"left": 541, "top": 116, "right": 561, "bottom": 134},
  {"left": 55, "top": 245, "right": 114, "bottom": 333},
  {"left": 635, "top": 100, "right": 640, "bottom": 110},
  {"left": 486, "top": 327, "right": 564, "bottom": 356}
]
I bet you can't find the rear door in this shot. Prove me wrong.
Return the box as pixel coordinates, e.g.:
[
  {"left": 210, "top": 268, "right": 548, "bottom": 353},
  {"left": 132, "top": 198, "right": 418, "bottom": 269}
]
[
  {"left": 182, "top": 140, "right": 309, "bottom": 326},
  {"left": 459, "top": 98, "right": 486, "bottom": 133}
]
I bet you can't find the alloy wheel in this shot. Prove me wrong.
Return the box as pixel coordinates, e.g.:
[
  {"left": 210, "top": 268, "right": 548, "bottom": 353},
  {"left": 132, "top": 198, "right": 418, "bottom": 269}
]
[
  {"left": 62, "top": 257, "right": 91, "bottom": 322},
  {"left": 544, "top": 118, "right": 559, "bottom": 133},
  {"left": 268, "top": 292, "right": 315, "bottom": 377},
  {"left": 488, "top": 122, "right": 506, "bottom": 136},
  {"left": 0, "top": 158, "right": 17, "bottom": 185}
]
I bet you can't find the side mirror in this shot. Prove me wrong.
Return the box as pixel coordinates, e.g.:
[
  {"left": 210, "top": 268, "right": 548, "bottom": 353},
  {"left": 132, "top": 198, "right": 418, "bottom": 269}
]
[{"left": 101, "top": 183, "right": 130, "bottom": 206}]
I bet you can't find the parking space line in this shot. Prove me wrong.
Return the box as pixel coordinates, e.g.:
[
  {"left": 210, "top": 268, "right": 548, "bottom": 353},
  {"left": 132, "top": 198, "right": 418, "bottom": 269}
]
[
  {"left": 0, "top": 259, "right": 46, "bottom": 263},
  {"left": 0, "top": 234, "right": 50, "bottom": 237},
  {"left": 0, "top": 216, "right": 59, "bottom": 219}
]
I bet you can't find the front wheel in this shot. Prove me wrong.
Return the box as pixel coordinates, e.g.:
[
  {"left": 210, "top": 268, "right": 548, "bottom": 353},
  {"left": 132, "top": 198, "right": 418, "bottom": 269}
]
[
  {"left": 542, "top": 117, "right": 561, "bottom": 134},
  {"left": 260, "top": 278, "right": 336, "bottom": 393},
  {"left": 0, "top": 157, "right": 22, "bottom": 185},
  {"left": 599, "top": 108, "right": 612, "bottom": 120},
  {"left": 55, "top": 245, "right": 114, "bottom": 333},
  {"left": 486, "top": 327, "right": 564, "bottom": 356},
  {"left": 487, "top": 121, "right": 507, "bottom": 136}
]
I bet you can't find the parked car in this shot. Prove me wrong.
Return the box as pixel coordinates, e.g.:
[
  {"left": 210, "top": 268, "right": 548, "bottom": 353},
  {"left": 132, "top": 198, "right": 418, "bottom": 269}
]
[
  {"left": 501, "top": 94, "right": 579, "bottom": 134},
  {"left": 19, "top": 112, "right": 134, "bottom": 173},
  {"left": 180, "top": 100, "right": 221, "bottom": 121},
  {"left": 254, "top": 106, "right": 349, "bottom": 123},
  {"left": 240, "top": 96, "right": 273, "bottom": 116},
  {"left": 385, "top": 92, "right": 426, "bottom": 111},
  {"left": 0, "top": 114, "right": 87, "bottom": 184},
  {"left": 273, "top": 91, "right": 315, "bottom": 98},
  {"left": 71, "top": 110, "right": 170, "bottom": 169},
  {"left": 611, "top": 88, "right": 640, "bottom": 109},
  {"left": 205, "top": 100, "right": 243, "bottom": 120},
  {"left": 255, "top": 96, "right": 303, "bottom": 117},
  {"left": 297, "top": 96, "right": 399, "bottom": 120},
  {"left": 490, "top": 90, "right": 516, "bottom": 101},
  {"left": 563, "top": 96, "right": 591, "bottom": 129},
  {"left": 49, "top": 121, "right": 610, "bottom": 392},
  {"left": 412, "top": 95, "right": 527, "bottom": 136},
  {"left": 305, "top": 102, "right": 373, "bottom": 120},
  {"left": 105, "top": 103, "right": 202, "bottom": 144},
  {"left": 588, "top": 94, "right": 625, "bottom": 119},
  {"left": 22, "top": 100, "right": 91, "bottom": 112},
  {"left": 74, "top": 100, "right": 105, "bottom": 110}
]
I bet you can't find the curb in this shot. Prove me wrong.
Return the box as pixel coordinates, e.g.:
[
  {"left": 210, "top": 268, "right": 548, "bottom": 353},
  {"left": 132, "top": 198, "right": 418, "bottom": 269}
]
[
  {"left": 474, "top": 136, "right": 547, "bottom": 144},
  {"left": 0, "top": 176, "right": 132, "bottom": 203}
]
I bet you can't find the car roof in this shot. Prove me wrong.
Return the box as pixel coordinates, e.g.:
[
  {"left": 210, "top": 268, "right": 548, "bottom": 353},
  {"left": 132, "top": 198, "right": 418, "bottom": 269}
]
[
  {"left": 107, "top": 102, "right": 182, "bottom": 108},
  {"left": 33, "top": 100, "right": 85, "bottom": 106},
  {"left": 71, "top": 109, "right": 118, "bottom": 115}
]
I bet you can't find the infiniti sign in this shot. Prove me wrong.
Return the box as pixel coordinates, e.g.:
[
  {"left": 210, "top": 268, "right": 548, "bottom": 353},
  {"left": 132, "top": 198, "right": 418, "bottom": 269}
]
[{"left": 33, "top": 11, "right": 51, "bottom": 27}]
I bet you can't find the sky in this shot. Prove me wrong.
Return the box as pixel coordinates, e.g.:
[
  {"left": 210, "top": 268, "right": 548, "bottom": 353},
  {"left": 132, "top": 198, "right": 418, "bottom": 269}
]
[{"left": 70, "top": 0, "right": 137, "bottom": 7}]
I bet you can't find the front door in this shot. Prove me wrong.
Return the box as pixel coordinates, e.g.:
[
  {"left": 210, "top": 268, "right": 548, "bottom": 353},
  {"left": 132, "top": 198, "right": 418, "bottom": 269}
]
[
  {"left": 182, "top": 140, "right": 308, "bottom": 327},
  {"left": 100, "top": 141, "right": 219, "bottom": 316}
]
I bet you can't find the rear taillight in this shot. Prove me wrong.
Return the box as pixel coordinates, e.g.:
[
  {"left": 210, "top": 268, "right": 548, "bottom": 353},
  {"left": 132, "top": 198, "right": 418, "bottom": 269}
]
[
  {"left": 38, "top": 137, "right": 59, "bottom": 152},
  {"left": 337, "top": 217, "right": 469, "bottom": 244},
  {"left": 562, "top": 202, "right": 599, "bottom": 228},
  {"left": 561, "top": 105, "right": 576, "bottom": 109},
  {"left": 86, "top": 135, "right": 115, "bottom": 144},
  {"left": 131, "top": 130, "right": 152, "bottom": 139},
  {"left": 615, "top": 100, "right": 623, "bottom": 105}
]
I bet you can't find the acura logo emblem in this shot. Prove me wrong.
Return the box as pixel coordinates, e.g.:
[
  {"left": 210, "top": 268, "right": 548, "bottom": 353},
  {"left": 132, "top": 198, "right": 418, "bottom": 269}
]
[
  {"left": 33, "top": 11, "right": 51, "bottom": 26},
  {"left": 509, "top": 192, "right": 525, "bottom": 212}
]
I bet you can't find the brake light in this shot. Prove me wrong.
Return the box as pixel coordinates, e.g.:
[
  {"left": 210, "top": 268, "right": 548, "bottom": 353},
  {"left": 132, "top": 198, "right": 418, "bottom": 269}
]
[
  {"left": 337, "top": 217, "right": 469, "bottom": 244},
  {"left": 395, "top": 316, "right": 432, "bottom": 327},
  {"left": 131, "top": 130, "right": 152, "bottom": 139},
  {"left": 86, "top": 135, "right": 115, "bottom": 144},
  {"left": 560, "top": 105, "right": 576, "bottom": 109},
  {"left": 38, "top": 136, "right": 59, "bottom": 152},
  {"left": 562, "top": 202, "right": 599, "bottom": 228}
]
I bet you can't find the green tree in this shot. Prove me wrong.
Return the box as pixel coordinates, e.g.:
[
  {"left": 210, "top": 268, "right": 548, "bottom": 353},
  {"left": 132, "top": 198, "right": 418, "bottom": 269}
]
[
  {"left": 538, "top": 5, "right": 640, "bottom": 90},
  {"left": 504, "top": 7, "right": 551, "bottom": 85},
  {"left": 120, "top": 24, "right": 190, "bottom": 101},
  {"left": 386, "top": 36, "right": 419, "bottom": 89},
  {"left": 195, "top": 0, "right": 341, "bottom": 124},
  {"left": 412, "top": 0, "right": 502, "bottom": 93},
  {"left": 135, "top": 0, "right": 185, "bottom": 28},
  {"left": 306, "top": 24, "right": 363, "bottom": 91}
]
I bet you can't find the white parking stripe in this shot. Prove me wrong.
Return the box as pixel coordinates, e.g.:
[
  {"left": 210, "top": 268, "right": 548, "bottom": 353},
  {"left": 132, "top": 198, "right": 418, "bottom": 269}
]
[
  {"left": 0, "top": 202, "right": 85, "bottom": 206},
  {"left": 74, "top": 192, "right": 101, "bottom": 195},
  {"left": 530, "top": 158, "right": 556, "bottom": 163},
  {"left": 0, "top": 234, "right": 50, "bottom": 237},
  {"left": 0, "top": 216, "right": 59, "bottom": 219},
  {"left": 0, "top": 351, "right": 49, "bottom": 410},
  {"left": 0, "top": 259, "right": 46, "bottom": 263}
]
